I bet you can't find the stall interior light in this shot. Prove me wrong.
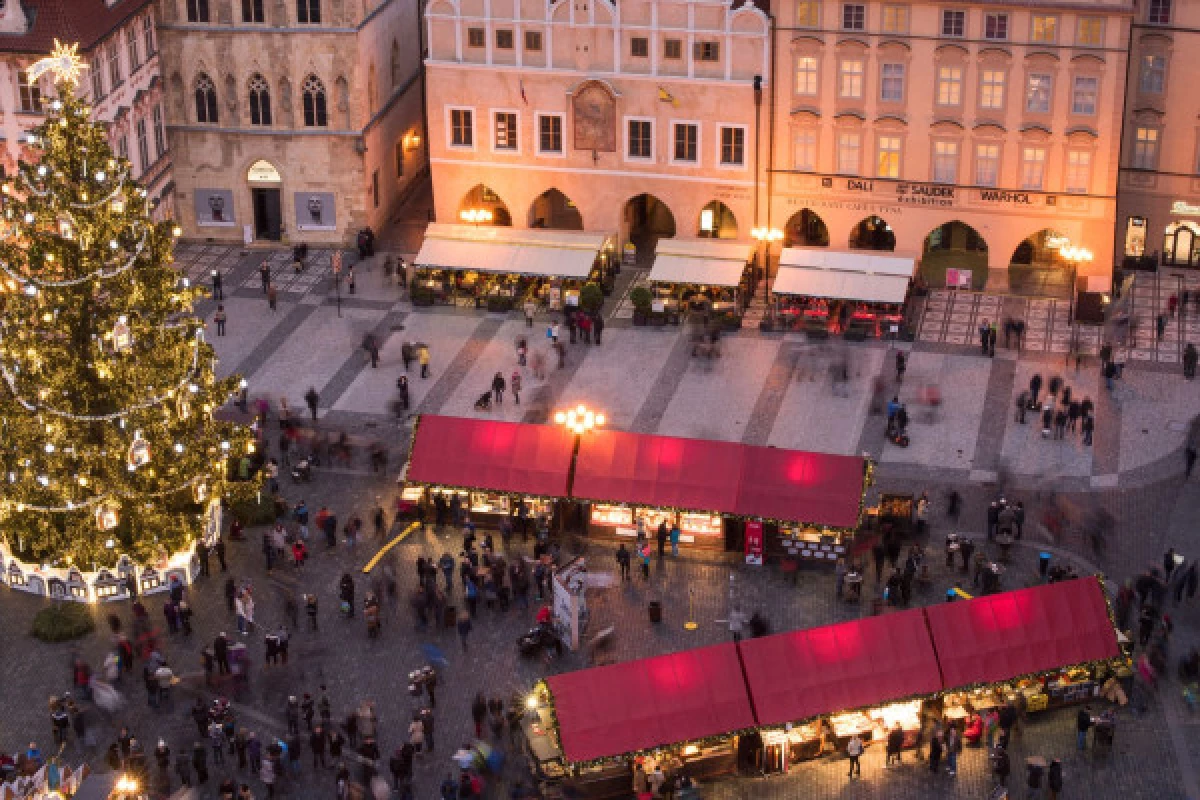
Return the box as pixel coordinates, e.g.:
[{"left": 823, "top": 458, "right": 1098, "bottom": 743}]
[
  {"left": 554, "top": 404, "right": 605, "bottom": 435},
  {"left": 460, "top": 208, "right": 493, "bottom": 224},
  {"left": 751, "top": 227, "right": 784, "bottom": 243},
  {"left": 525, "top": 694, "right": 539, "bottom": 710},
  {"left": 681, "top": 744, "right": 700, "bottom": 756},
  {"left": 114, "top": 776, "right": 139, "bottom": 793},
  {"left": 700, "top": 209, "right": 714, "bottom": 233}
]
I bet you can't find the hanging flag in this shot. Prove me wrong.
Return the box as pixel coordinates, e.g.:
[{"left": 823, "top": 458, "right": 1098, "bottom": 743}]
[
  {"left": 657, "top": 86, "right": 678, "bottom": 107},
  {"left": 520, "top": 80, "right": 529, "bottom": 105}
]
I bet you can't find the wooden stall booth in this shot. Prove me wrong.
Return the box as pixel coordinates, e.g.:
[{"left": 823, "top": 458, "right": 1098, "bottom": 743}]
[{"left": 772, "top": 249, "right": 913, "bottom": 339}]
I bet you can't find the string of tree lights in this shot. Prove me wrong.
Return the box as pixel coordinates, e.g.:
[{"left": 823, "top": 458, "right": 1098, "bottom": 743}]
[{"left": 0, "top": 42, "right": 256, "bottom": 568}]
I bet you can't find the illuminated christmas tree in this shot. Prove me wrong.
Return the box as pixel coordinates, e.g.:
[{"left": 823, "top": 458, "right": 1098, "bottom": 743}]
[{"left": 0, "top": 42, "right": 255, "bottom": 568}]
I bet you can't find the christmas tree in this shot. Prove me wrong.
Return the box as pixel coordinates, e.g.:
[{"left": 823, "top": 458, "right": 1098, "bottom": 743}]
[{"left": 0, "top": 43, "right": 255, "bottom": 568}]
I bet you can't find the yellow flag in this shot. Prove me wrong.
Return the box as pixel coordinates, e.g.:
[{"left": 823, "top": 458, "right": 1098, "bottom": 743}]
[{"left": 657, "top": 86, "right": 678, "bottom": 107}]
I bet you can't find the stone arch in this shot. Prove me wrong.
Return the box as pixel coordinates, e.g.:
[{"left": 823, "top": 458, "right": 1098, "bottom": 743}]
[
  {"left": 623, "top": 193, "right": 676, "bottom": 240},
  {"left": 529, "top": 189, "right": 583, "bottom": 230},
  {"left": 1008, "top": 228, "right": 1073, "bottom": 295},
  {"left": 919, "top": 220, "right": 989, "bottom": 289},
  {"left": 783, "top": 208, "right": 829, "bottom": 247},
  {"left": 1164, "top": 220, "right": 1200, "bottom": 268},
  {"left": 698, "top": 200, "right": 737, "bottom": 239},
  {"left": 849, "top": 215, "right": 895, "bottom": 251},
  {"left": 459, "top": 183, "right": 512, "bottom": 226}
]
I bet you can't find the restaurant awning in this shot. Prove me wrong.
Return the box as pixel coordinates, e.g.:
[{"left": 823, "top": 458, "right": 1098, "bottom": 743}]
[
  {"left": 404, "top": 415, "right": 577, "bottom": 497},
  {"left": 414, "top": 223, "right": 611, "bottom": 278},
  {"left": 925, "top": 576, "right": 1121, "bottom": 691},
  {"left": 773, "top": 247, "right": 914, "bottom": 303},
  {"left": 571, "top": 430, "right": 745, "bottom": 515},
  {"left": 648, "top": 238, "right": 753, "bottom": 287},
  {"left": 546, "top": 643, "right": 756, "bottom": 763},
  {"left": 739, "top": 609, "right": 943, "bottom": 727},
  {"left": 735, "top": 447, "right": 866, "bottom": 529}
]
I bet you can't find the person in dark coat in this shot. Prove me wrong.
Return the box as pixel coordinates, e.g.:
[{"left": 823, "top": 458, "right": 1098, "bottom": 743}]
[{"left": 192, "top": 742, "right": 209, "bottom": 784}]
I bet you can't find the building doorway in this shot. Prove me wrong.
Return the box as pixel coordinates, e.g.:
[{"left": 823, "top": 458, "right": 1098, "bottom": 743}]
[
  {"left": 459, "top": 184, "right": 512, "bottom": 226},
  {"left": 698, "top": 200, "right": 737, "bottom": 239},
  {"left": 623, "top": 194, "right": 675, "bottom": 267},
  {"left": 919, "top": 220, "right": 989, "bottom": 289},
  {"left": 1164, "top": 221, "right": 1200, "bottom": 268},
  {"left": 252, "top": 187, "right": 282, "bottom": 241},
  {"left": 1009, "top": 229, "right": 1072, "bottom": 297},
  {"left": 529, "top": 189, "right": 583, "bottom": 230},
  {"left": 783, "top": 209, "right": 830, "bottom": 247},
  {"left": 849, "top": 215, "right": 895, "bottom": 251}
]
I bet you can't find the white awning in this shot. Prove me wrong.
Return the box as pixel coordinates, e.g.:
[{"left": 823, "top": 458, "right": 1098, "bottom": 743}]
[
  {"left": 414, "top": 223, "right": 611, "bottom": 278},
  {"left": 773, "top": 266, "right": 909, "bottom": 304},
  {"left": 647, "top": 238, "right": 753, "bottom": 287}
]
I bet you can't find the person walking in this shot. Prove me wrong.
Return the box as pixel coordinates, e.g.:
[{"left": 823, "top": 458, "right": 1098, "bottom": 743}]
[
  {"left": 260, "top": 261, "right": 270, "bottom": 293},
  {"left": 1187, "top": 445, "right": 1198, "bottom": 480},
  {"left": 305, "top": 387, "right": 319, "bottom": 421},
  {"left": 491, "top": 372, "right": 506, "bottom": 405},
  {"left": 523, "top": 300, "right": 536, "bottom": 328},
  {"left": 1185, "top": 343, "right": 1198, "bottom": 380},
  {"left": 511, "top": 371, "right": 521, "bottom": 405},
  {"left": 616, "top": 544, "right": 631, "bottom": 580},
  {"left": 885, "top": 723, "right": 904, "bottom": 767},
  {"left": 593, "top": 313, "right": 605, "bottom": 345},
  {"left": 895, "top": 351, "right": 906, "bottom": 383},
  {"left": 456, "top": 608, "right": 471, "bottom": 652},
  {"left": 928, "top": 728, "right": 943, "bottom": 774},
  {"left": 212, "top": 270, "right": 224, "bottom": 301},
  {"left": 1076, "top": 706, "right": 1092, "bottom": 750},
  {"left": 979, "top": 319, "right": 991, "bottom": 356},
  {"left": 846, "top": 734, "right": 863, "bottom": 779},
  {"left": 213, "top": 305, "right": 227, "bottom": 337},
  {"left": 1047, "top": 759, "right": 1063, "bottom": 800},
  {"left": 267, "top": 283, "right": 277, "bottom": 311},
  {"left": 944, "top": 723, "right": 959, "bottom": 776},
  {"left": 418, "top": 345, "right": 430, "bottom": 379},
  {"left": 1029, "top": 373, "right": 1043, "bottom": 406}
]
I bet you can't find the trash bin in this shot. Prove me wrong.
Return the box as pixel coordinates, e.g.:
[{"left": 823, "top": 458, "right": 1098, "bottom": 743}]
[
  {"left": 648, "top": 601, "right": 662, "bottom": 624},
  {"left": 443, "top": 605, "right": 457, "bottom": 628},
  {"left": 1039, "top": 552, "right": 1051, "bottom": 579}
]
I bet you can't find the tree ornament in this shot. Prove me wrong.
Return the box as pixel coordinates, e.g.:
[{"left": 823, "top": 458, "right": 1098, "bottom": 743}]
[
  {"left": 95, "top": 503, "right": 118, "bottom": 531},
  {"left": 111, "top": 315, "right": 132, "bottom": 352},
  {"left": 127, "top": 430, "right": 151, "bottom": 468}
]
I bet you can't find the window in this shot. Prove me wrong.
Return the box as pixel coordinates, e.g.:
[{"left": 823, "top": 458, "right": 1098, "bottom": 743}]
[
  {"left": 1076, "top": 17, "right": 1103, "bottom": 46},
  {"left": 372, "top": 170, "right": 379, "bottom": 208},
  {"left": 302, "top": 74, "right": 327, "bottom": 127},
  {"left": 241, "top": 0, "right": 264, "bottom": 22},
  {"left": 186, "top": 0, "right": 209, "bottom": 22},
  {"left": 143, "top": 13, "right": 155, "bottom": 56},
  {"left": 194, "top": 72, "right": 217, "bottom": 123},
  {"left": 877, "top": 135, "right": 901, "bottom": 178},
  {"left": 839, "top": 59, "right": 863, "bottom": 98},
  {"left": 793, "top": 129, "right": 816, "bottom": 171},
  {"left": 496, "top": 29, "right": 514, "bottom": 49},
  {"left": 1124, "top": 217, "right": 1147, "bottom": 257},
  {"left": 794, "top": 56, "right": 818, "bottom": 96},
  {"left": 467, "top": 28, "right": 484, "bottom": 47},
  {"left": 628, "top": 119, "right": 653, "bottom": 159},
  {"left": 538, "top": 114, "right": 563, "bottom": 154},
  {"left": 1020, "top": 146, "right": 1046, "bottom": 189},
  {"left": 695, "top": 41, "right": 719, "bottom": 62},
  {"left": 525, "top": 31, "right": 542, "bottom": 51},
  {"left": 984, "top": 13, "right": 1008, "bottom": 41},
  {"left": 881, "top": 4, "right": 908, "bottom": 33},
  {"left": 941, "top": 9, "right": 965, "bottom": 37},
  {"left": 1072, "top": 76, "right": 1098, "bottom": 115},
  {"left": 673, "top": 123, "right": 698, "bottom": 162},
  {"left": 932, "top": 140, "right": 958, "bottom": 183},
  {"left": 631, "top": 37, "right": 648, "bottom": 58},
  {"left": 248, "top": 74, "right": 272, "bottom": 125},
  {"left": 1026, "top": 73, "right": 1052, "bottom": 113},
  {"left": 296, "top": 0, "right": 320, "bottom": 23},
  {"left": 720, "top": 126, "right": 745, "bottom": 166},
  {"left": 107, "top": 42, "right": 121, "bottom": 88},
  {"left": 975, "top": 143, "right": 1000, "bottom": 186},
  {"left": 90, "top": 58, "right": 104, "bottom": 101},
  {"left": 1140, "top": 55, "right": 1165, "bottom": 94},
  {"left": 880, "top": 63, "right": 904, "bottom": 102},
  {"left": 17, "top": 70, "right": 40, "bottom": 113},
  {"left": 1133, "top": 127, "right": 1159, "bottom": 169},
  {"left": 136, "top": 118, "right": 149, "bottom": 172},
  {"left": 395, "top": 141, "right": 404, "bottom": 177},
  {"left": 494, "top": 112, "right": 517, "bottom": 150},
  {"left": 1147, "top": 0, "right": 1171, "bottom": 25},
  {"left": 116, "top": 134, "right": 128, "bottom": 162},
  {"left": 937, "top": 66, "right": 962, "bottom": 106},
  {"left": 664, "top": 39, "right": 682, "bottom": 59},
  {"left": 1065, "top": 150, "right": 1091, "bottom": 193},
  {"left": 842, "top": 3, "right": 865, "bottom": 30},
  {"left": 980, "top": 69, "right": 1005, "bottom": 110},
  {"left": 836, "top": 131, "right": 861, "bottom": 174},
  {"left": 796, "top": 0, "right": 819, "bottom": 28},
  {"left": 450, "top": 108, "right": 473, "bottom": 147},
  {"left": 152, "top": 105, "right": 166, "bottom": 158},
  {"left": 127, "top": 29, "right": 140, "bottom": 71},
  {"left": 1031, "top": 15, "right": 1057, "bottom": 43}
]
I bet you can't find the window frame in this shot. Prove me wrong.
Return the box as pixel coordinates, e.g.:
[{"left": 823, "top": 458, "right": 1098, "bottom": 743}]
[
  {"left": 941, "top": 9, "right": 965, "bottom": 38},
  {"left": 1030, "top": 15, "right": 1058, "bottom": 44},
  {"left": 90, "top": 58, "right": 105, "bottom": 102},
  {"left": 936, "top": 65, "right": 963, "bottom": 107},
  {"left": 841, "top": 3, "right": 866, "bottom": 31},
  {"left": 671, "top": 121, "right": 700, "bottom": 165},
  {"left": 1133, "top": 126, "right": 1160, "bottom": 170},
  {"left": 718, "top": 124, "right": 747, "bottom": 168},
  {"left": 1020, "top": 146, "right": 1047, "bottom": 190},
  {"left": 880, "top": 62, "right": 905, "bottom": 103},
  {"left": 1139, "top": 55, "right": 1166, "bottom": 95},
  {"left": 932, "top": 139, "right": 959, "bottom": 184},
  {"left": 241, "top": 0, "right": 265, "bottom": 23},
  {"left": 194, "top": 73, "right": 218, "bottom": 124},
  {"left": 127, "top": 28, "right": 140, "bottom": 71},
  {"left": 979, "top": 68, "right": 1005, "bottom": 111},
  {"left": 795, "top": 0, "right": 820, "bottom": 28},
  {"left": 1076, "top": 16, "right": 1103, "bottom": 47},
  {"left": 630, "top": 37, "right": 649, "bottom": 58},
  {"left": 1071, "top": 75, "right": 1098, "bottom": 116},
  {"left": 186, "top": 0, "right": 210, "bottom": 22},
  {"left": 296, "top": 0, "right": 321, "bottom": 24},
  {"left": 525, "top": 30, "right": 543, "bottom": 52},
  {"left": 795, "top": 55, "right": 819, "bottom": 96},
  {"left": 467, "top": 27, "right": 485, "bottom": 48},
  {"left": 876, "top": 134, "right": 902, "bottom": 179},
  {"left": 983, "top": 12, "right": 1009, "bottom": 41},
  {"left": 625, "top": 116, "right": 655, "bottom": 161},
  {"left": 793, "top": 128, "right": 818, "bottom": 172},
  {"left": 302, "top": 74, "right": 328, "bottom": 127},
  {"left": 836, "top": 130, "right": 862, "bottom": 175},
  {"left": 447, "top": 106, "right": 475, "bottom": 149},
  {"left": 248, "top": 73, "right": 272, "bottom": 126},
  {"left": 17, "top": 69, "right": 41, "bottom": 113},
  {"left": 491, "top": 109, "right": 520, "bottom": 153},
  {"left": 838, "top": 58, "right": 864, "bottom": 99},
  {"left": 664, "top": 38, "right": 682, "bottom": 60},
  {"left": 152, "top": 104, "right": 166, "bottom": 158},
  {"left": 536, "top": 112, "right": 565, "bottom": 156},
  {"left": 496, "top": 29, "right": 514, "bottom": 50},
  {"left": 1147, "top": 0, "right": 1171, "bottom": 26},
  {"left": 143, "top": 12, "right": 156, "bottom": 55},
  {"left": 1025, "top": 72, "right": 1053, "bottom": 114},
  {"left": 974, "top": 142, "right": 1001, "bottom": 187},
  {"left": 135, "top": 117, "right": 150, "bottom": 173},
  {"left": 1064, "top": 149, "right": 1091, "bottom": 193},
  {"left": 107, "top": 41, "right": 121, "bottom": 89},
  {"left": 694, "top": 41, "right": 720, "bottom": 62},
  {"left": 881, "top": 4, "right": 908, "bottom": 34}
]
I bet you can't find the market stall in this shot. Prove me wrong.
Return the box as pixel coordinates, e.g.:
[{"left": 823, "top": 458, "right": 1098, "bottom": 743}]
[
  {"left": 412, "top": 224, "right": 615, "bottom": 311},
  {"left": 772, "top": 248, "right": 913, "bottom": 338},
  {"left": 647, "top": 239, "right": 755, "bottom": 328}
]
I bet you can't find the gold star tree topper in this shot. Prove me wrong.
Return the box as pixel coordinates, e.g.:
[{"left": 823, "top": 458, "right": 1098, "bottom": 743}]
[{"left": 27, "top": 40, "right": 87, "bottom": 85}]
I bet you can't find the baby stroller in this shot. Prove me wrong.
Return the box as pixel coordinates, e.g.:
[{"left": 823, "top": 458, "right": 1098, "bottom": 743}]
[{"left": 474, "top": 391, "right": 493, "bottom": 411}]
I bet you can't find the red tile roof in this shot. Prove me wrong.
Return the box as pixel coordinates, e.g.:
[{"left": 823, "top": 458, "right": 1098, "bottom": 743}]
[{"left": 0, "top": 0, "right": 154, "bottom": 56}]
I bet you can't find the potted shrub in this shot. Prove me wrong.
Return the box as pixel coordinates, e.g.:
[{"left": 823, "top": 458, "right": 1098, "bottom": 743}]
[
  {"left": 486, "top": 295, "right": 513, "bottom": 313},
  {"left": 630, "top": 287, "right": 652, "bottom": 326},
  {"left": 410, "top": 286, "right": 434, "bottom": 307},
  {"left": 580, "top": 282, "right": 604, "bottom": 316}
]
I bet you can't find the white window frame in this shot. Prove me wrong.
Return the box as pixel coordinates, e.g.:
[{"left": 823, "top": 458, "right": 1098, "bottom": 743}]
[
  {"left": 795, "top": 55, "right": 819, "bottom": 97},
  {"left": 535, "top": 112, "right": 565, "bottom": 157},
  {"left": 795, "top": 0, "right": 820, "bottom": 28},
  {"left": 1020, "top": 146, "right": 1047, "bottom": 190},
  {"left": 941, "top": 9, "right": 965, "bottom": 38},
  {"left": 1071, "top": 75, "right": 1098, "bottom": 116},
  {"left": 839, "top": 59, "right": 864, "bottom": 99},
  {"left": 880, "top": 62, "right": 905, "bottom": 102},
  {"left": 841, "top": 3, "right": 865, "bottom": 31},
  {"left": 1133, "top": 126, "right": 1159, "bottom": 170},
  {"left": 983, "top": 12, "right": 1009, "bottom": 41},
  {"left": 1031, "top": 15, "right": 1058, "bottom": 44},
  {"left": 135, "top": 116, "right": 149, "bottom": 173},
  {"left": 446, "top": 105, "right": 475, "bottom": 150},
  {"left": 1076, "top": 16, "right": 1103, "bottom": 47},
  {"left": 491, "top": 108, "right": 521, "bottom": 154},
  {"left": 1147, "top": 0, "right": 1171, "bottom": 26},
  {"left": 836, "top": 130, "right": 862, "bottom": 175},
  {"left": 881, "top": 4, "right": 908, "bottom": 34},
  {"left": 975, "top": 142, "right": 1000, "bottom": 186},
  {"left": 670, "top": 120, "right": 701, "bottom": 165},
  {"left": 1065, "top": 149, "right": 1091, "bottom": 193},
  {"left": 1025, "top": 73, "right": 1052, "bottom": 114},
  {"left": 932, "top": 139, "right": 959, "bottom": 184},
  {"left": 624, "top": 116, "right": 655, "bottom": 162},
  {"left": 876, "top": 134, "right": 902, "bottom": 178},
  {"left": 717, "top": 124, "right": 748, "bottom": 169},
  {"left": 979, "top": 69, "right": 1005, "bottom": 111},
  {"left": 152, "top": 104, "right": 166, "bottom": 158},
  {"left": 937, "top": 65, "right": 963, "bottom": 107},
  {"left": 793, "top": 128, "right": 817, "bottom": 172}
]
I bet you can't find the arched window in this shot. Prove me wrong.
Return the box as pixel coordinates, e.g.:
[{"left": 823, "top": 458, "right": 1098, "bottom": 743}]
[
  {"left": 302, "top": 74, "right": 327, "bottom": 127},
  {"left": 1164, "top": 222, "right": 1200, "bottom": 267},
  {"left": 248, "top": 73, "right": 272, "bottom": 126},
  {"left": 194, "top": 72, "right": 218, "bottom": 123}
]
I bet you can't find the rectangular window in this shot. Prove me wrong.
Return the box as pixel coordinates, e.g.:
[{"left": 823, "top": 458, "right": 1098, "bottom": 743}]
[
  {"left": 628, "top": 119, "right": 653, "bottom": 159},
  {"left": 127, "top": 29, "right": 140, "bottom": 71},
  {"left": 631, "top": 37, "right": 648, "bottom": 58},
  {"left": 1065, "top": 150, "right": 1091, "bottom": 193},
  {"left": 18, "top": 70, "right": 41, "bottom": 113},
  {"left": 980, "top": 69, "right": 1005, "bottom": 110},
  {"left": 1021, "top": 147, "right": 1046, "bottom": 190},
  {"left": 496, "top": 29, "right": 514, "bottom": 49},
  {"left": 941, "top": 9, "right": 965, "bottom": 37},
  {"left": 1140, "top": 55, "right": 1166, "bottom": 94},
  {"left": 116, "top": 134, "right": 128, "bottom": 162},
  {"left": 1072, "top": 76, "right": 1098, "bottom": 115},
  {"left": 1031, "top": 15, "right": 1057, "bottom": 43},
  {"left": 1124, "top": 216, "right": 1147, "bottom": 257},
  {"left": 450, "top": 108, "right": 473, "bottom": 147},
  {"left": 842, "top": 3, "right": 865, "bottom": 30},
  {"left": 90, "top": 58, "right": 105, "bottom": 101},
  {"left": 494, "top": 112, "right": 518, "bottom": 150},
  {"left": 881, "top": 4, "right": 908, "bottom": 33},
  {"left": 937, "top": 66, "right": 962, "bottom": 106},
  {"left": 136, "top": 118, "right": 149, "bottom": 172},
  {"left": 186, "top": 0, "right": 209, "bottom": 22},
  {"left": 1133, "top": 127, "right": 1159, "bottom": 169},
  {"left": 107, "top": 42, "right": 121, "bottom": 88},
  {"left": 793, "top": 129, "right": 817, "bottom": 171},
  {"left": 720, "top": 126, "right": 745, "bottom": 166},
  {"left": 152, "top": 105, "right": 166, "bottom": 157},
  {"left": 836, "top": 131, "right": 861, "bottom": 175},
  {"left": 538, "top": 114, "right": 563, "bottom": 154},
  {"left": 372, "top": 169, "right": 379, "bottom": 208},
  {"left": 795, "top": 56, "right": 818, "bottom": 96},
  {"left": 975, "top": 143, "right": 1000, "bottom": 186},
  {"left": 932, "top": 140, "right": 958, "bottom": 183},
  {"left": 524, "top": 31, "right": 542, "bottom": 51},
  {"left": 877, "top": 135, "right": 901, "bottom": 178},
  {"left": 1076, "top": 16, "right": 1103, "bottom": 46},
  {"left": 395, "top": 141, "right": 404, "bottom": 177},
  {"left": 673, "top": 123, "right": 698, "bottom": 163},
  {"left": 796, "top": 0, "right": 820, "bottom": 28},
  {"left": 983, "top": 13, "right": 1008, "bottom": 41},
  {"left": 1147, "top": 0, "right": 1171, "bottom": 25},
  {"left": 297, "top": 0, "right": 321, "bottom": 24},
  {"left": 143, "top": 13, "right": 156, "bottom": 55},
  {"left": 241, "top": 0, "right": 264, "bottom": 22},
  {"left": 1026, "top": 73, "right": 1052, "bottom": 113},
  {"left": 880, "top": 63, "right": 904, "bottom": 102},
  {"left": 695, "top": 41, "right": 720, "bottom": 62},
  {"left": 664, "top": 39, "right": 682, "bottom": 59},
  {"left": 839, "top": 59, "right": 863, "bottom": 99},
  {"left": 467, "top": 28, "right": 485, "bottom": 47}
]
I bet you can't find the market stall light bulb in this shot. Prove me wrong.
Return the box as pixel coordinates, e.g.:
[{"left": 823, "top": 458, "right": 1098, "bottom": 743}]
[
  {"left": 525, "top": 695, "right": 539, "bottom": 710},
  {"left": 23, "top": 212, "right": 34, "bottom": 224},
  {"left": 95, "top": 171, "right": 106, "bottom": 182},
  {"left": 554, "top": 411, "right": 566, "bottom": 424},
  {"left": 576, "top": 404, "right": 586, "bottom": 415},
  {"left": 37, "top": 166, "right": 46, "bottom": 177},
  {"left": 174, "top": 443, "right": 184, "bottom": 453},
  {"left": 595, "top": 413, "right": 606, "bottom": 427}
]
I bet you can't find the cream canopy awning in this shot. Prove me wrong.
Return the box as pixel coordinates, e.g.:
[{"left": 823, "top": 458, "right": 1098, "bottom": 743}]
[
  {"left": 647, "top": 238, "right": 753, "bottom": 287},
  {"left": 773, "top": 247, "right": 914, "bottom": 303},
  {"left": 414, "top": 223, "right": 612, "bottom": 278}
]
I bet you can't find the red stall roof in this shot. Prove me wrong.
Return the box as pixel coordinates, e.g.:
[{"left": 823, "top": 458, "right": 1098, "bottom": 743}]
[
  {"left": 571, "top": 430, "right": 745, "bottom": 514},
  {"left": 925, "top": 577, "right": 1120, "bottom": 691},
  {"left": 735, "top": 447, "right": 866, "bottom": 529},
  {"left": 405, "top": 415, "right": 576, "bottom": 498},
  {"left": 738, "top": 609, "right": 942, "bottom": 727},
  {"left": 546, "top": 643, "right": 756, "bottom": 763}
]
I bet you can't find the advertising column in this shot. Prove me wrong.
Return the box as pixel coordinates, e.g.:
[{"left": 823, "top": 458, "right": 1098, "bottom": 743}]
[{"left": 745, "top": 520, "right": 764, "bottom": 566}]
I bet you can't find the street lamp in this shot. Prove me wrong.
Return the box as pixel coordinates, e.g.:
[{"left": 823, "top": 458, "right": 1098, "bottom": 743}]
[
  {"left": 752, "top": 226, "right": 784, "bottom": 306},
  {"left": 554, "top": 403, "right": 605, "bottom": 435},
  {"left": 460, "top": 208, "right": 494, "bottom": 226}
]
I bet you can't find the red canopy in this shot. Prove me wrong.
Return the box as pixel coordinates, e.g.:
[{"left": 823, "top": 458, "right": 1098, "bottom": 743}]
[
  {"left": 571, "top": 430, "right": 745, "bottom": 514},
  {"left": 735, "top": 447, "right": 865, "bottom": 529},
  {"left": 405, "top": 415, "right": 576, "bottom": 497},
  {"left": 546, "top": 643, "right": 756, "bottom": 763},
  {"left": 925, "top": 577, "right": 1120, "bottom": 691},
  {"left": 738, "top": 609, "right": 942, "bottom": 727}
]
